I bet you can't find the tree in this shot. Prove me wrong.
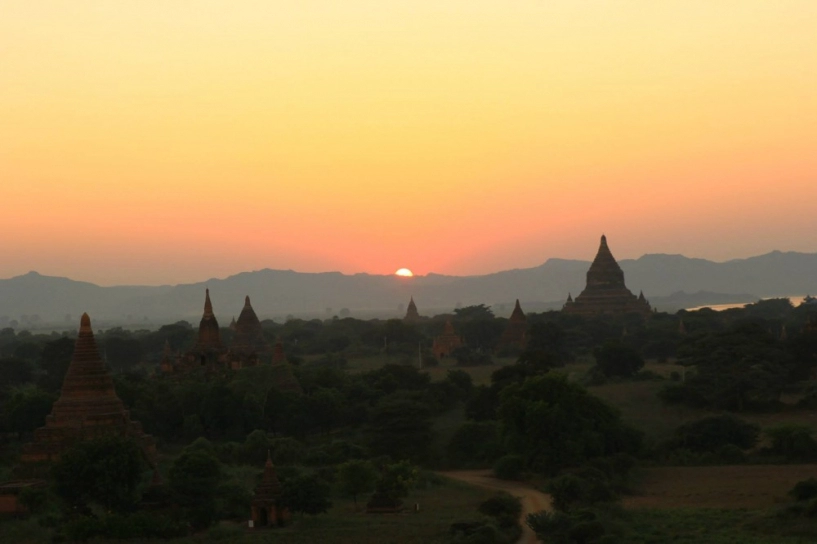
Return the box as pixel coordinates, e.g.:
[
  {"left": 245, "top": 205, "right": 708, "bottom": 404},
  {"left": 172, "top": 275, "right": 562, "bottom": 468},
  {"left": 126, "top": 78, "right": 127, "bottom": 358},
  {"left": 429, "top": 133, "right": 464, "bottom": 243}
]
[
  {"left": 593, "top": 341, "right": 644, "bottom": 378},
  {"left": 38, "top": 337, "right": 75, "bottom": 394},
  {"left": 672, "top": 415, "right": 759, "bottom": 453},
  {"left": 368, "top": 398, "right": 433, "bottom": 463},
  {"left": 497, "top": 374, "right": 641, "bottom": 475},
  {"left": 372, "top": 460, "right": 417, "bottom": 501},
  {"left": 675, "top": 320, "right": 792, "bottom": 411},
  {"left": 524, "top": 321, "right": 572, "bottom": 365},
  {"left": 52, "top": 435, "right": 145, "bottom": 512},
  {"left": 337, "top": 459, "right": 378, "bottom": 507},
  {"left": 0, "top": 357, "right": 32, "bottom": 389},
  {"left": 448, "top": 421, "right": 502, "bottom": 468},
  {"left": 279, "top": 473, "right": 332, "bottom": 516},
  {"left": 3, "top": 386, "right": 55, "bottom": 438},
  {"left": 169, "top": 448, "right": 223, "bottom": 529}
]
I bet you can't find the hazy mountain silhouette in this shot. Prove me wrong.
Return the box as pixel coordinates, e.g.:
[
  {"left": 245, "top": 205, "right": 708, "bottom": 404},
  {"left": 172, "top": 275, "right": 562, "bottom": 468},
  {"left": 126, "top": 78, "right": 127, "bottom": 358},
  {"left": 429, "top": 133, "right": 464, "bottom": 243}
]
[{"left": 1, "top": 250, "right": 815, "bottom": 327}]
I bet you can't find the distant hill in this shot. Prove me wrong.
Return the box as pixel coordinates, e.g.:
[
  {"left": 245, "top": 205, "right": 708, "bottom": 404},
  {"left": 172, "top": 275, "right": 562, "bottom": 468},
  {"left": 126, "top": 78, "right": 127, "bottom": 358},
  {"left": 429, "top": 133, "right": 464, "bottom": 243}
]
[{"left": 1, "top": 250, "right": 815, "bottom": 328}]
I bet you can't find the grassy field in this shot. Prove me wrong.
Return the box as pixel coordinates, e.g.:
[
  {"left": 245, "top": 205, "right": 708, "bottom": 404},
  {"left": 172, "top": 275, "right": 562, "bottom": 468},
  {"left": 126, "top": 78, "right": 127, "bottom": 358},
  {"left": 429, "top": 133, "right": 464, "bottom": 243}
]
[
  {"left": 626, "top": 465, "right": 817, "bottom": 509},
  {"left": 624, "top": 508, "right": 815, "bottom": 544},
  {"left": 0, "top": 479, "right": 496, "bottom": 544}
]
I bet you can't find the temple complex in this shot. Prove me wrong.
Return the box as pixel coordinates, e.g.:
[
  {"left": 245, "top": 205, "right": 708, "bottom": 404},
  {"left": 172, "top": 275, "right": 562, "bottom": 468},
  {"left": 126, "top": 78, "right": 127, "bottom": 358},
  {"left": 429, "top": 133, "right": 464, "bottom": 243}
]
[
  {"left": 19, "top": 314, "right": 155, "bottom": 465},
  {"left": 562, "top": 235, "right": 652, "bottom": 317},
  {"left": 432, "top": 319, "right": 463, "bottom": 358},
  {"left": 404, "top": 297, "right": 421, "bottom": 321},
  {"left": 159, "top": 293, "right": 301, "bottom": 391},
  {"left": 498, "top": 299, "right": 528, "bottom": 350},
  {"left": 250, "top": 452, "right": 289, "bottom": 528},
  {"left": 229, "top": 296, "right": 273, "bottom": 369}
]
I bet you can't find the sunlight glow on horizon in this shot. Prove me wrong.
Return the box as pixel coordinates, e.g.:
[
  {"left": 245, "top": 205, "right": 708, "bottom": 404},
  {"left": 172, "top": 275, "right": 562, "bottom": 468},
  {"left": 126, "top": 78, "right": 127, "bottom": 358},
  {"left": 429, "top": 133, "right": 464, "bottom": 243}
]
[{"left": 1, "top": 1, "right": 816, "bottom": 285}]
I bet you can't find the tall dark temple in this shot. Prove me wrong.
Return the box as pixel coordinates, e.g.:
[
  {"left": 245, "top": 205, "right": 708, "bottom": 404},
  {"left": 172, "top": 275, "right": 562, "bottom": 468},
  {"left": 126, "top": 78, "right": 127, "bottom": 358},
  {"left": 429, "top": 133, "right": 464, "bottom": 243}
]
[{"left": 562, "top": 235, "right": 652, "bottom": 317}]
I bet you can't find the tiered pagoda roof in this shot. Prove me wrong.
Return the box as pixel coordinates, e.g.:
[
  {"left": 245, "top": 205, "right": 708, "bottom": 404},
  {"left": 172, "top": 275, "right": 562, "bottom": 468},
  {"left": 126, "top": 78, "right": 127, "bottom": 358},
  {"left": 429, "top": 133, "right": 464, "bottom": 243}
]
[
  {"left": 231, "top": 296, "right": 272, "bottom": 356},
  {"left": 20, "top": 314, "right": 155, "bottom": 464},
  {"left": 194, "top": 289, "right": 222, "bottom": 352},
  {"left": 562, "top": 235, "right": 652, "bottom": 317}
]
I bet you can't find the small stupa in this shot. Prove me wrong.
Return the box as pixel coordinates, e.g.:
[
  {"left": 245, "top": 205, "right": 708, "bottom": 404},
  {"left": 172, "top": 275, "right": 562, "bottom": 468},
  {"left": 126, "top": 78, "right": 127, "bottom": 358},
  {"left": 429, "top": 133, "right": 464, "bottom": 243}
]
[
  {"left": 432, "top": 319, "right": 463, "bottom": 358},
  {"left": 498, "top": 299, "right": 528, "bottom": 349},
  {"left": 250, "top": 452, "right": 289, "bottom": 528},
  {"left": 404, "top": 296, "right": 421, "bottom": 321}
]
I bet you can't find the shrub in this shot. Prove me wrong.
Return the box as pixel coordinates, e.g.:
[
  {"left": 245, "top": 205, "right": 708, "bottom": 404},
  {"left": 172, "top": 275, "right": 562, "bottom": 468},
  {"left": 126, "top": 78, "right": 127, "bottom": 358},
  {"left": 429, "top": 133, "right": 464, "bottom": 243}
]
[
  {"left": 672, "top": 415, "right": 759, "bottom": 453},
  {"left": 790, "top": 478, "right": 817, "bottom": 502},
  {"left": 592, "top": 341, "right": 644, "bottom": 378},
  {"left": 765, "top": 425, "right": 817, "bottom": 461},
  {"left": 548, "top": 468, "right": 618, "bottom": 513},
  {"left": 448, "top": 421, "right": 503, "bottom": 468},
  {"left": 493, "top": 455, "right": 525, "bottom": 481},
  {"left": 478, "top": 492, "right": 522, "bottom": 527}
]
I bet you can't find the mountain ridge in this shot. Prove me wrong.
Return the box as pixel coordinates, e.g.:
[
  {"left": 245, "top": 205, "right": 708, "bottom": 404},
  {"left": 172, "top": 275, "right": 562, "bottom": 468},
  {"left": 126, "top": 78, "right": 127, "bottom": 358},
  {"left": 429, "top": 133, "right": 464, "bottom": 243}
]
[{"left": 1, "top": 250, "right": 815, "bottom": 326}]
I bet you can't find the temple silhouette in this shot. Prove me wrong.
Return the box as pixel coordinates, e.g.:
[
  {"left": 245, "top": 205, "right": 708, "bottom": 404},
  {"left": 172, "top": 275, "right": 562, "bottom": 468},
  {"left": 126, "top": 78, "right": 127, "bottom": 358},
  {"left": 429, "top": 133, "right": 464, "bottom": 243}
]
[
  {"left": 563, "top": 235, "right": 652, "bottom": 317},
  {"left": 20, "top": 314, "right": 156, "bottom": 465},
  {"left": 161, "top": 290, "right": 300, "bottom": 391}
]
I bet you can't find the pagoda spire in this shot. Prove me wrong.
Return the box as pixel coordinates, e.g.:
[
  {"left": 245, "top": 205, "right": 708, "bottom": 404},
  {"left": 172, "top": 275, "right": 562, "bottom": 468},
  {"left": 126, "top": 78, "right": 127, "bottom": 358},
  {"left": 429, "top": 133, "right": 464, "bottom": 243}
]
[
  {"left": 509, "top": 299, "right": 525, "bottom": 321},
  {"left": 203, "top": 288, "right": 214, "bottom": 318},
  {"left": 404, "top": 296, "right": 420, "bottom": 321},
  {"left": 195, "top": 289, "right": 222, "bottom": 351}
]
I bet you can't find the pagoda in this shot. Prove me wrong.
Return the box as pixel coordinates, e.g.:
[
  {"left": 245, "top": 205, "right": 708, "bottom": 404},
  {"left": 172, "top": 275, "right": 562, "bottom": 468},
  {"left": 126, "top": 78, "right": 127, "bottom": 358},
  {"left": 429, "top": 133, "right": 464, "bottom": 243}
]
[
  {"left": 250, "top": 452, "right": 289, "bottom": 528},
  {"left": 562, "top": 235, "right": 652, "bottom": 317},
  {"left": 165, "top": 289, "right": 227, "bottom": 373},
  {"left": 432, "top": 319, "right": 463, "bottom": 358},
  {"left": 229, "top": 296, "right": 272, "bottom": 369},
  {"left": 267, "top": 339, "right": 302, "bottom": 393},
  {"left": 195, "top": 288, "right": 222, "bottom": 351},
  {"left": 404, "top": 297, "right": 421, "bottom": 321},
  {"left": 20, "top": 313, "right": 155, "bottom": 464},
  {"left": 498, "top": 299, "right": 528, "bottom": 349}
]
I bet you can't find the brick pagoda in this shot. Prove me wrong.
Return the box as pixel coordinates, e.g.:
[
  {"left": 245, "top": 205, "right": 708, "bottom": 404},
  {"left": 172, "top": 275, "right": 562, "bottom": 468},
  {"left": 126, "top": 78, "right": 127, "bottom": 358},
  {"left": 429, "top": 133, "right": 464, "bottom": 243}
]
[
  {"left": 562, "top": 235, "right": 652, "bottom": 317},
  {"left": 250, "top": 452, "right": 289, "bottom": 528},
  {"left": 404, "top": 296, "right": 421, "bottom": 321},
  {"left": 432, "top": 319, "right": 463, "bottom": 358},
  {"left": 20, "top": 313, "right": 155, "bottom": 464},
  {"left": 498, "top": 299, "right": 528, "bottom": 349},
  {"left": 229, "top": 296, "right": 272, "bottom": 368}
]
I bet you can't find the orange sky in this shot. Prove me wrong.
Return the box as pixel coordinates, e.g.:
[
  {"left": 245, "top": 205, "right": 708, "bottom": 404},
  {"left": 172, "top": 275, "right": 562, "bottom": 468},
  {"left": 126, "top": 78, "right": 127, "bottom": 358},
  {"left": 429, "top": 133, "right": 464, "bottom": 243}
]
[{"left": 2, "top": 1, "right": 816, "bottom": 285}]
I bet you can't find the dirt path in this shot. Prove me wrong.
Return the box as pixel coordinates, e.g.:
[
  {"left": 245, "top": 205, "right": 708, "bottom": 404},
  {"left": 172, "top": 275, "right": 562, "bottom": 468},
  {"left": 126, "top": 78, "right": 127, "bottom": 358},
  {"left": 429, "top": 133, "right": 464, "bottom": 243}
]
[{"left": 442, "top": 470, "right": 551, "bottom": 544}]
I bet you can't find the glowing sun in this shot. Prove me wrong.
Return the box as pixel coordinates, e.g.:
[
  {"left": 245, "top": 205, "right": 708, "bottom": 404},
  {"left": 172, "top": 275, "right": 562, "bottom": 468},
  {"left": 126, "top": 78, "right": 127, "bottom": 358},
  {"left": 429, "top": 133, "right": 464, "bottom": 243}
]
[{"left": 395, "top": 268, "right": 414, "bottom": 277}]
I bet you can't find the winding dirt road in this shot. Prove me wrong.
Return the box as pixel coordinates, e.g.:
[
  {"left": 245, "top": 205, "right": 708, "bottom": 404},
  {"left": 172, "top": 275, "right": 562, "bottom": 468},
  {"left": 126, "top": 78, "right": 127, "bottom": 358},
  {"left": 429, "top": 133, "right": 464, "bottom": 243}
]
[{"left": 442, "top": 470, "right": 551, "bottom": 544}]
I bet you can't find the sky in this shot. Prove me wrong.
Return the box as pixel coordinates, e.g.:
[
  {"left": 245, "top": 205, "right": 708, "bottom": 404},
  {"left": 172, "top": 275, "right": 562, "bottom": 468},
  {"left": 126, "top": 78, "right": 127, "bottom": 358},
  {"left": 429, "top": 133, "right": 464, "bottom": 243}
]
[{"left": 1, "top": 1, "right": 816, "bottom": 285}]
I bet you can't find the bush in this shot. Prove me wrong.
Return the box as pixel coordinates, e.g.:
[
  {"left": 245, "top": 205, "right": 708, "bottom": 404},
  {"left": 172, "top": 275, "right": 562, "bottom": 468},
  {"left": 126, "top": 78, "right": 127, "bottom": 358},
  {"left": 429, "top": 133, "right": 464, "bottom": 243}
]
[
  {"left": 448, "top": 421, "right": 503, "bottom": 468},
  {"left": 790, "top": 478, "right": 817, "bottom": 502},
  {"left": 527, "top": 507, "right": 626, "bottom": 544},
  {"left": 593, "top": 341, "right": 644, "bottom": 378},
  {"left": 479, "top": 492, "right": 522, "bottom": 528},
  {"left": 765, "top": 425, "right": 817, "bottom": 461},
  {"left": 548, "top": 468, "right": 618, "bottom": 513},
  {"left": 672, "top": 415, "right": 759, "bottom": 453},
  {"left": 493, "top": 455, "right": 525, "bottom": 481}
]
